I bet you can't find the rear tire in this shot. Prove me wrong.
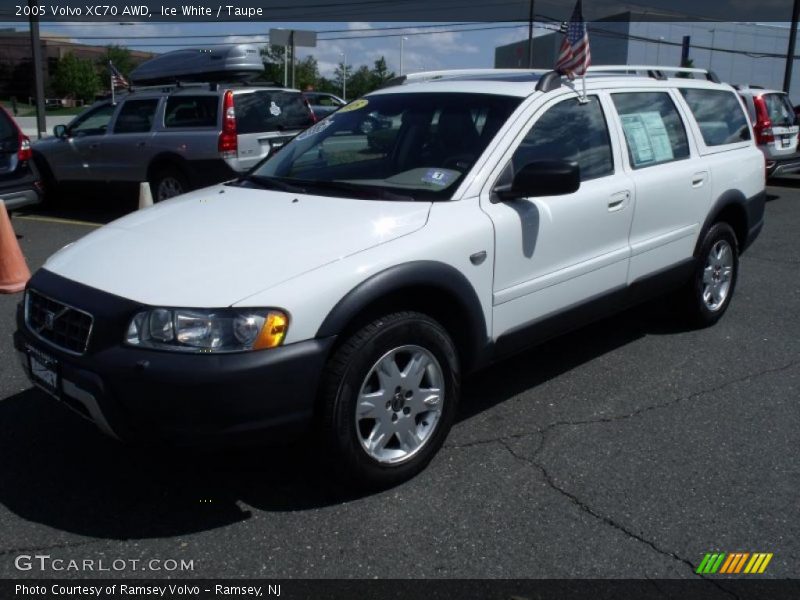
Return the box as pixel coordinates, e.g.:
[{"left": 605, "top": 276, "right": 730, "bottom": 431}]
[
  {"left": 150, "top": 167, "right": 189, "bottom": 202},
  {"left": 320, "top": 311, "right": 460, "bottom": 489},
  {"left": 681, "top": 222, "right": 739, "bottom": 327}
]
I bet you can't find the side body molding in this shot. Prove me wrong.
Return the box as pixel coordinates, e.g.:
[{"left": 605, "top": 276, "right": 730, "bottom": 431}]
[{"left": 316, "top": 261, "right": 490, "bottom": 370}]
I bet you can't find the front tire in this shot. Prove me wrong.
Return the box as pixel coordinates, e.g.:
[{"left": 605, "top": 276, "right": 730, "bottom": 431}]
[
  {"left": 682, "top": 222, "right": 739, "bottom": 327},
  {"left": 320, "top": 312, "right": 460, "bottom": 488}
]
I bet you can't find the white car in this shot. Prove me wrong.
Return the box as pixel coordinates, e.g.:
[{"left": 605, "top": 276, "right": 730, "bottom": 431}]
[
  {"left": 15, "top": 66, "right": 765, "bottom": 487},
  {"left": 736, "top": 85, "right": 800, "bottom": 177}
]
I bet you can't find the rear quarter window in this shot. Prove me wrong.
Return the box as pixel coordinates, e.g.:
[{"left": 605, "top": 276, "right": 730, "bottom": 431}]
[
  {"left": 680, "top": 88, "right": 752, "bottom": 146},
  {"left": 234, "top": 90, "right": 315, "bottom": 134},
  {"left": 164, "top": 96, "right": 219, "bottom": 128}
]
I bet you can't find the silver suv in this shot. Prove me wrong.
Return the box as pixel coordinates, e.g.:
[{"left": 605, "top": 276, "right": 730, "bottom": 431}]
[
  {"left": 736, "top": 85, "right": 800, "bottom": 177},
  {"left": 32, "top": 83, "right": 316, "bottom": 201}
]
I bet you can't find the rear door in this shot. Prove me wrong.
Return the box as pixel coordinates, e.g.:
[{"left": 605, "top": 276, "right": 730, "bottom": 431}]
[
  {"left": 232, "top": 89, "right": 315, "bottom": 171},
  {"left": 607, "top": 89, "right": 711, "bottom": 282},
  {"left": 99, "top": 97, "right": 161, "bottom": 182}
]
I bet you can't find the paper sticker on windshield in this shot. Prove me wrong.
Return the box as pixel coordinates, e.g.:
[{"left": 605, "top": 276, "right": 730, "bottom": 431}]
[
  {"left": 296, "top": 119, "right": 334, "bottom": 141},
  {"left": 269, "top": 101, "right": 281, "bottom": 116},
  {"left": 337, "top": 98, "right": 369, "bottom": 113},
  {"left": 422, "top": 169, "right": 454, "bottom": 187}
]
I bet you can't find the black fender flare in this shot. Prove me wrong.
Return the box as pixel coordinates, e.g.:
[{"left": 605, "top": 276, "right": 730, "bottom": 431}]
[
  {"left": 694, "top": 189, "right": 754, "bottom": 255},
  {"left": 316, "top": 261, "right": 490, "bottom": 369}
]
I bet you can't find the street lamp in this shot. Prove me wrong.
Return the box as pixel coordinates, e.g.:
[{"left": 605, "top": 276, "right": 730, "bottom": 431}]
[
  {"left": 708, "top": 28, "right": 716, "bottom": 67},
  {"left": 340, "top": 52, "right": 347, "bottom": 102},
  {"left": 656, "top": 36, "right": 665, "bottom": 64},
  {"left": 400, "top": 36, "right": 408, "bottom": 75}
]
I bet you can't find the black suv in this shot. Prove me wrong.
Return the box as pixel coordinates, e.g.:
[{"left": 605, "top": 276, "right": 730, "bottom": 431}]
[{"left": 0, "top": 108, "right": 42, "bottom": 210}]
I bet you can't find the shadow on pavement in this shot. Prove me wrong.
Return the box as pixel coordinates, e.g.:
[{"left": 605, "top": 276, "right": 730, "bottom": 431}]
[{"left": 16, "top": 183, "right": 139, "bottom": 225}]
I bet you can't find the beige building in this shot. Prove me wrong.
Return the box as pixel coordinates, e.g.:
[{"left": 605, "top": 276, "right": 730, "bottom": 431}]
[{"left": 0, "top": 28, "right": 154, "bottom": 102}]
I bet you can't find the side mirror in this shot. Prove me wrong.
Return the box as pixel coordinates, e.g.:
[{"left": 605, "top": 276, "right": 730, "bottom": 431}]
[
  {"left": 494, "top": 159, "right": 580, "bottom": 202},
  {"left": 53, "top": 124, "right": 68, "bottom": 139}
]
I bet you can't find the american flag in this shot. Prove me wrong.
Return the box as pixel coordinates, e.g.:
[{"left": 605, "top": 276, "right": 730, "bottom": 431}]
[
  {"left": 555, "top": 0, "right": 591, "bottom": 78},
  {"left": 108, "top": 61, "right": 128, "bottom": 89}
]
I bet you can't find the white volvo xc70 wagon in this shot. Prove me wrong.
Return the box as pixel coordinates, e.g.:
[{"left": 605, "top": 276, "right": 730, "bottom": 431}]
[{"left": 15, "top": 66, "right": 765, "bottom": 487}]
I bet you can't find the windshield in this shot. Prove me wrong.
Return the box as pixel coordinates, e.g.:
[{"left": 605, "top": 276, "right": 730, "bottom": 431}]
[{"left": 249, "top": 92, "right": 522, "bottom": 201}]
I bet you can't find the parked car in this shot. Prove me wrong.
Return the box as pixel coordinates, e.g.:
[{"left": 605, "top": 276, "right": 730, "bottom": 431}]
[
  {"left": 15, "top": 66, "right": 765, "bottom": 487},
  {"left": 32, "top": 83, "right": 316, "bottom": 202},
  {"left": 736, "top": 85, "right": 800, "bottom": 177},
  {"left": 0, "top": 107, "right": 42, "bottom": 210},
  {"left": 303, "top": 91, "right": 346, "bottom": 118}
]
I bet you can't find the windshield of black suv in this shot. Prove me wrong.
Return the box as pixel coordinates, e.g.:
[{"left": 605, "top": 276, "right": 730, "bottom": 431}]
[{"left": 248, "top": 92, "right": 522, "bottom": 201}]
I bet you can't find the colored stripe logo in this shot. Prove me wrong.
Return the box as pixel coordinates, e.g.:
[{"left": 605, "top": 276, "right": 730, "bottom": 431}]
[{"left": 696, "top": 552, "right": 773, "bottom": 574}]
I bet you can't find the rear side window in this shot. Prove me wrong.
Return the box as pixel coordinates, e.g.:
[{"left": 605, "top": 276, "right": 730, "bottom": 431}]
[
  {"left": 164, "top": 96, "right": 219, "bottom": 128},
  {"left": 234, "top": 91, "right": 315, "bottom": 134},
  {"left": 612, "top": 92, "right": 690, "bottom": 169},
  {"left": 512, "top": 96, "right": 614, "bottom": 181},
  {"left": 680, "top": 89, "right": 752, "bottom": 146},
  {"left": 114, "top": 99, "right": 159, "bottom": 134}
]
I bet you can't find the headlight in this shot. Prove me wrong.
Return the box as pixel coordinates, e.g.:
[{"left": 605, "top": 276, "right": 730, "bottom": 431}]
[{"left": 125, "top": 308, "right": 288, "bottom": 353}]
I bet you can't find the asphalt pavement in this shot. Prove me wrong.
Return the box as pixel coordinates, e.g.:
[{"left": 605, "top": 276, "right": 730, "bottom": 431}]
[{"left": 0, "top": 182, "right": 798, "bottom": 580}]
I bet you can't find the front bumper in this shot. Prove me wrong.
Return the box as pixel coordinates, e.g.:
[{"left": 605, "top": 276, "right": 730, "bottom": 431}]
[{"left": 14, "top": 270, "right": 334, "bottom": 444}]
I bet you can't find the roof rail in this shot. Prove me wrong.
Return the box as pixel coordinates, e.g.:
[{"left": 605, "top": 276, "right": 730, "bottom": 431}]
[
  {"left": 380, "top": 68, "right": 550, "bottom": 88},
  {"left": 585, "top": 65, "right": 721, "bottom": 83}
]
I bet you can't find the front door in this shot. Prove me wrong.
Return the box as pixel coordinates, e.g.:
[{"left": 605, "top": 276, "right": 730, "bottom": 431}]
[{"left": 481, "top": 93, "right": 635, "bottom": 339}]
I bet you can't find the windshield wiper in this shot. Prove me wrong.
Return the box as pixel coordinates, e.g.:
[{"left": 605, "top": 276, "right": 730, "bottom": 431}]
[
  {"left": 233, "top": 175, "right": 307, "bottom": 194},
  {"left": 293, "top": 179, "right": 416, "bottom": 201}
]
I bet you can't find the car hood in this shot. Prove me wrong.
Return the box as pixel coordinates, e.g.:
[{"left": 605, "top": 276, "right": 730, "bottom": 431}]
[{"left": 43, "top": 185, "right": 431, "bottom": 307}]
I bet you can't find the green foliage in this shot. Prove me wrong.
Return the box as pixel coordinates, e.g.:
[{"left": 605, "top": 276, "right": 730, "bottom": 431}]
[
  {"left": 677, "top": 58, "right": 695, "bottom": 79},
  {"left": 53, "top": 53, "right": 100, "bottom": 102},
  {"left": 100, "top": 45, "right": 135, "bottom": 77}
]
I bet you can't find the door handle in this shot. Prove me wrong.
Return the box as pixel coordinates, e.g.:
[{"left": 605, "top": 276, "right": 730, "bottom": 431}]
[
  {"left": 692, "top": 172, "right": 708, "bottom": 187},
  {"left": 608, "top": 191, "right": 630, "bottom": 212}
]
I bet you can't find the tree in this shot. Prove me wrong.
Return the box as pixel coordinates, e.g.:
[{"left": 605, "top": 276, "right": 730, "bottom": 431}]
[
  {"left": 53, "top": 53, "right": 99, "bottom": 102},
  {"left": 347, "top": 65, "right": 374, "bottom": 99},
  {"left": 295, "top": 55, "right": 320, "bottom": 91},
  {"left": 370, "top": 56, "right": 394, "bottom": 88},
  {"left": 100, "top": 45, "right": 134, "bottom": 78},
  {"left": 259, "top": 45, "right": 286, "bottom": 84}
]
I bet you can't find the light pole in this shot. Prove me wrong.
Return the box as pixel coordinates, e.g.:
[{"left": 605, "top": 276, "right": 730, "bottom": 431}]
[
  {"left": 400, "top": 36, "right": 408, "bottom": 75},
  {"left": 340, "top": 52, "right": 347, "bottom": 102},
  {"left": 708, "top": 28, "right": 716, "bottom": 68},
  {"left": 656, "top": 36, "right": 665, "bottom": 64}
]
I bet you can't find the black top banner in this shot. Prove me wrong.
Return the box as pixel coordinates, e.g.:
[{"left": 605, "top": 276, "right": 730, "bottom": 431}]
[{"left": 1, "top": 0, "right": 798, "bottom": 22}]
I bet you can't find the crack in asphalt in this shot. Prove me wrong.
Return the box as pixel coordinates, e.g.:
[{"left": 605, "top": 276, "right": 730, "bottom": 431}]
[{"left": 443, "top": 359, "right": 798, "bottom": 592}]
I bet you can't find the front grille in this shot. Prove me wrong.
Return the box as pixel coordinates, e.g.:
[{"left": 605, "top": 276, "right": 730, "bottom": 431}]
[{"left": 25, "top": 289, "right": 93, "bottom": 354}]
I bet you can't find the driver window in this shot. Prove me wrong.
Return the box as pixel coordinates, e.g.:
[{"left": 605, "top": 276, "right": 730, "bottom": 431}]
[
  {"left": 70, "top": 104, "right": 117, "bottom": 137},
  {"left": 510, "top": 96, "right": 614, "bottom": 182}
]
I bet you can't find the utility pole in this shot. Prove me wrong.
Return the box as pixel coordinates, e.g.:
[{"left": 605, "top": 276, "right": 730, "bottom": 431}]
[
  {"left": 527, "top": 0, "right": 535, "bottom": 68},
  {"left": 680, "top": 35, "right": 691, "bottom": 67},
  {"left": 340, "top": 52, "right": 346, "bottom": 101},
  {"left": 290, "top": 31, "right": 296, "bottom": 89},
  {"left": 784, "top": 0, "right": 800, "bottom": 93},
  {"left": 28, "top": 0, "right": 46, "bottom": 139}
]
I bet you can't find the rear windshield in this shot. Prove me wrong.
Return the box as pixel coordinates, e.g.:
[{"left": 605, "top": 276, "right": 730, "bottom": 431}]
[
  {"left": 234, "top": 90, "right": 315, "bottom": 133},
  {"left": 763, "top": 93, "right": 796, "bottom": 127},
  {"left": 0, "top": 111, "right": 16, "bottom": 143}
]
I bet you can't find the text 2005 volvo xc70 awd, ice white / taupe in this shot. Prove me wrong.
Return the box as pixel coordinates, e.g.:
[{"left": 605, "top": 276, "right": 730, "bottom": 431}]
[{"left": 15, "top": 66, "right": 765, "bottom": 487}]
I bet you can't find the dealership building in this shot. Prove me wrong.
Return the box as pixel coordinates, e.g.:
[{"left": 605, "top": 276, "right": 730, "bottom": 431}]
[{"left": 495, "top": 15, "right": 800, "bottom": 103}]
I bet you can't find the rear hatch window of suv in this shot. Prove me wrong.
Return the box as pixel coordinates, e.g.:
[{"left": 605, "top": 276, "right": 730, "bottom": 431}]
[
  {"left": 233, "top": 90, "right": 315, "bottom": 134},
  {"left": 763, "top": 93, "right": 796, "bottom": 127}
]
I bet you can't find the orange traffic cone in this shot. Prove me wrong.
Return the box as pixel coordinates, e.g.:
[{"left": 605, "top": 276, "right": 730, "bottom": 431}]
[{"left": 0, "top": 200, "right": 31, "bottom": 293}]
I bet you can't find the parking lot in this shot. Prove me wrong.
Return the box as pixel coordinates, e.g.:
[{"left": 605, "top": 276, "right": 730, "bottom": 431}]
[{"left": 0, "top": 181, "right": 797, "bottom": 580}]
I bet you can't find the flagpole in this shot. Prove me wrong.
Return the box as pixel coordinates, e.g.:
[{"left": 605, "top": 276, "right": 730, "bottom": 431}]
[{"left": 109, "top": 60, "right": 115, "bottom": 105}]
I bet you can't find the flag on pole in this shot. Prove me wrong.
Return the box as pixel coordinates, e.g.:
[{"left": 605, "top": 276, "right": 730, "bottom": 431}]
[
  {"left": 555, "top": 0, "right": 591, "bottom": 78},
  {"left": 108, "top": 61, "right": 128, "bottom": 89}
]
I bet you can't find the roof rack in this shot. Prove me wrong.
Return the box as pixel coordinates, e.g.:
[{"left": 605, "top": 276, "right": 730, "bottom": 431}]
[
  {"left": 584, "top": 65, "right": 721, "bottom": 83},
  {"left": 380, "top": 68, "right": 550, "bottom": 89}
]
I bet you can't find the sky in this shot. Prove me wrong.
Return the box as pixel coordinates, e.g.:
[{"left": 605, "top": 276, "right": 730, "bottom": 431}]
[{"left": 3, "top": 20, "right": 548, "bottom": 76}]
